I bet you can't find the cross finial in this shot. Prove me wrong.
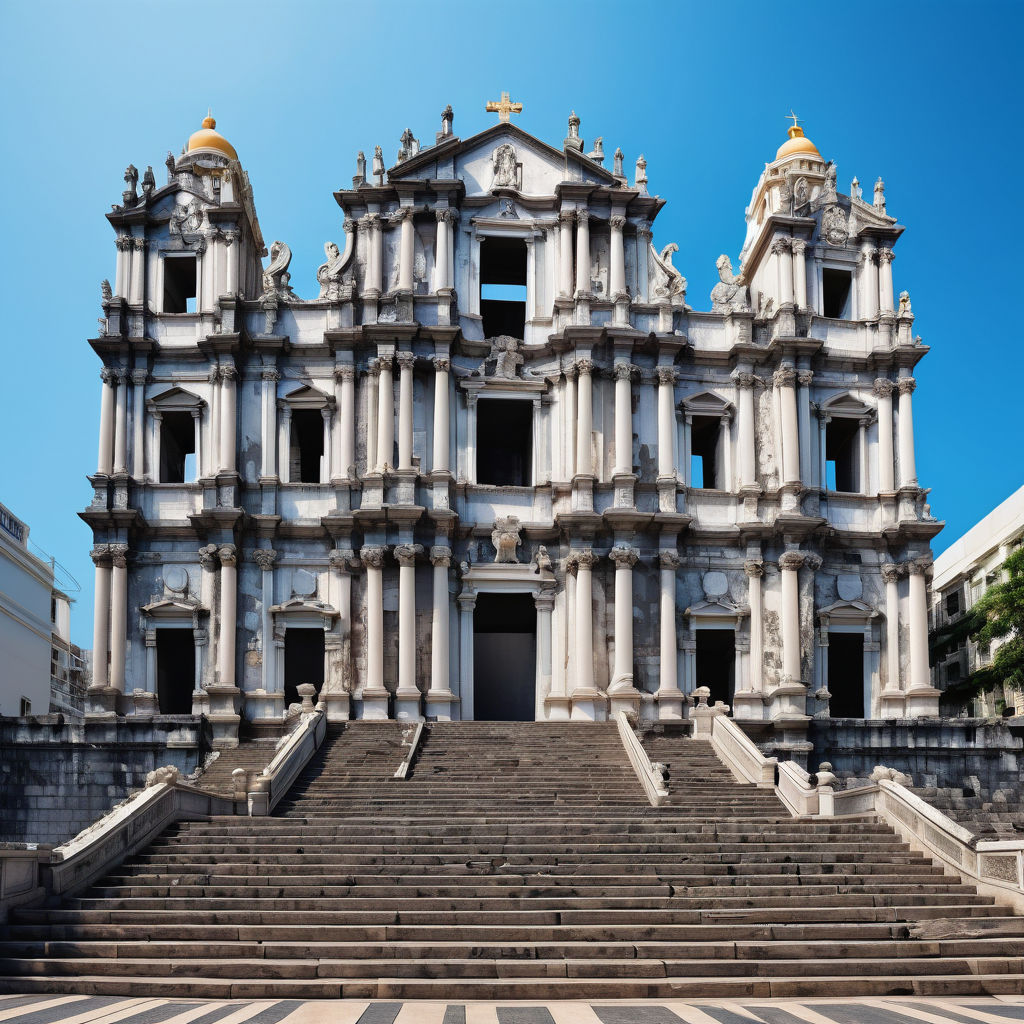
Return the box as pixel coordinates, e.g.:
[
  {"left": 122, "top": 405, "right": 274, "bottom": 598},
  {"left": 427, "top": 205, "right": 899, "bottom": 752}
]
[
  {"left": 486, "top": 91, "right": 523, "bottom": 124},
  {"left": 787, "top": 110, "right": 802, "bottom": 130}
]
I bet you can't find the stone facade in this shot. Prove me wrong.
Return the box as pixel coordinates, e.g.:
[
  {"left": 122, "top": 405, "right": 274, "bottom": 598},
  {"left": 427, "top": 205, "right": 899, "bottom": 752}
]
[{"left": 83, "top": 107, "right": 941, "bottom": 749}]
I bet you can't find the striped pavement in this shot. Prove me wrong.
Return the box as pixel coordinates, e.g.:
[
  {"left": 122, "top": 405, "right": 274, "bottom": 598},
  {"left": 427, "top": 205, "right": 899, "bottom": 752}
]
[{"left": 3, "top": 994, "right": 1024, "bottom": 1024}]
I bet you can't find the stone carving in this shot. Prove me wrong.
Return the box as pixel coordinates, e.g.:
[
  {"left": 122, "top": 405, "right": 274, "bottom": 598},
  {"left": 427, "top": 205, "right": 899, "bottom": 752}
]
[
  {"left": 794, "top": 176, "right": 809, "bottom": 205},
  {"left": 635, "top": 154, "right": 648, "bottom": 194},
  {"left": 170, "top": 199, "right": 202, "bottom": 238},
  {"left": 710, "top": 255, "right": 750, "bottom": 313},
  {"left": 198, "top": 544, "right": 219, "bottom": 571},
  {"left": 101, "top": 279, "right": 112, "bottom": 302},
  {"left": 613, "top": 147, "right": 624, "bottom": 178},
  {"left": 329, "top": 549, "right": 358, "bottom": 572},
  {"left": 874, "top": 177, "right": 886, "bottom": 212},
  {"left": 823, "top": 161, "right": 838, "bottom": 204},
  {"left": 822, "top": 205, "right": 848, "bottom": 246},
  {"left": 649, "top": 243, "right": 689, "bottom": 307},
  {"left": 165, "top": 151, "right": 176, "bottom": 181},
  {"left": 252, "top": 549, "right": 277, "bottom": 571},
  {"left": 354, "top": 151, "right": 366, "bottom": 185},
  {"left": 485, "top": 335, "right": 523, "bottom": 378},
  {"left": 141, "top": 165, "right": 155, "bottom": 199},
  {"left": 880, "top": 563, "right": 903, "bottom": 585},
  {"left": 492, "top": 143, "right": 518, "bottom": 189},
  {"left": 162, "top": 566, "right": 189, "bottom": 594},
  {"left": 586, "top": 137, "right": 604, "bottom": 164},
  {"left": 778, "top": 551, "right": 806, "bottom": 572},
  {"left": 262, "top": 241, "right": 294, "bottom": 298},
  {"left": 122, "top": 164, "right": 138, "bottom": 205},
  {"left": 316, "top": 231, "right": 355, "bottom": 300},
  {"left": 218, "top": 544, "right": 237, "bottom": 568},
  {"left": 145, "top": 765, "right": 179, "bottom": 788},
  {"left": 491, "top": 516, "right": 522, "bottom": 563},
  {"left": 743, "top": 559, "right": 764, "bottom": 579},
  {"left": 575, "top": 549, "right": 598, "bottom": 570},
  {"left": 441, "top": 104, "right": 454, "bottom": 136},
  {"left": 372, "top": 145, "right": 384, "bottom": 185},
  {"left": 532, "top": 545, "right": 553, "bottom": 573},
  {"left": 870, "top": 765, "right": 913, "bottom": 786},
  {"left": 773, "top": 367, "right": 797, "bottom": 388},
  {"left": 360, "top": 545, "right": 387, "bottom": 569},
  {"left": 610, "top": 545, "right": 639, "bottom": 569},
  {"left": 567, "top": 109, "right": 581, "bottom": 141},
  {"left": 660, "top": 550, "right": 681, "bottom": 570},
  {"left": 898, "top": 291, "right": 912, "bottom": 317},
  {"left": 873, "top": 379, "right": 895, "bottom": 398},
  {"left": 394, "top": 544, "right": 421, "bottom": 568},
  {"left": 898, "top": 377, "right": 916, "bottom": 396},
  {"left": 430, "top": 545, "right": 452, "bottom": 568}
]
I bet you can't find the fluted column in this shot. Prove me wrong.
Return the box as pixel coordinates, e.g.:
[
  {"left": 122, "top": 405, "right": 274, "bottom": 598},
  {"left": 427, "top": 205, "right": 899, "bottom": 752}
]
[
  {"left": 613, "top": 361, "right": 633, "bottom": 476},
  {"left": 559, "top": 210, "right": 575, "bottom": 297},
  {"left": 435, "top": 210, "right": 451, "bottom": 291},
  {"left": 882, "top": 563, "right": 902, "bottom": 700},
  {"left": 432, "top": 356, "right": 450, "bottom": 473},
  {"left": 575, "top": 359, "right": 593, "bottom": 477},
  {"left": 907, "top": 559, "right": 931, "bottom": 693},
  {"left": 108, "top": 544, "right": 129, "bottom": 693},
  {"left": 791, "top": 240, "right": 807, "bottom": 309},
  {"left": 773, "top": 238, "right": 793, "bottom": 306},
  {"left": 745, "top": 559, "right": 764, "bottom": 694},
  {"left": 360, "top": 546, "right": 388, "bottom": 718},
  {"left": 129, "top": 237, "right": 145, "bottom": 305},
  {"left": 395, "top": 544, "right": 423, "bottom": 719},
  {"left": 97, "top": 368, "right": 117, "bottom": 475},
  {"left": 574, "top": 210, "right": 590, "bottom": 296},
  {"left": 897, "top": 377, "right": 917, "bottom": 487},
  {"left": 609, "top": 546, "right": 638, "bottom": 691},
  {"left": 656, "top": 367, "right": 678, "bottom": 479},
  {"left": 774, "top": 367, "right": 800, "bottom": 485},
  {"left": 398, "top": 208, "right": 415, "bottom": 293},
  {"left": 217, "top": 544, "right": 237, "bottom": 686},
  {"left": 429, "top": 546, "right": 453, "bottom": 701},
  {"left": 779, "top": 551, "right": 805, "bottom": 685},
  {"left": 735, "top": 372, "right": 757, "bottom": 488},
  {"left": 90, "top": 546, "right": 111, "bottom": 691},
  {"left": 874, "top": 379, "right": 895, "bottom": 492},
  {"left": 253, "top": 549, "right": 277, "bottom": 696},
  {"left": 113, "top": 370, "right": 129, "bottom": 475},
  {"left": 219, "top": 366, "right": 237, "bottom": 474},
  {"left": 376, "top": 355, "right": 394, "bottom": 472},
  {"left": 397, "top": 352, "right": 415, "bottom": 470},
  {"left": 878, "top": 248, "right": 895, "bottom": 313}
]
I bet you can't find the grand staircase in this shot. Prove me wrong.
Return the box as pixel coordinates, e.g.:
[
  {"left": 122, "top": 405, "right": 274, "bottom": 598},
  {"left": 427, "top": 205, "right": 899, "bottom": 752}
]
[{"left": 2, "top": 721, "right": 1023, "bottom": 999}]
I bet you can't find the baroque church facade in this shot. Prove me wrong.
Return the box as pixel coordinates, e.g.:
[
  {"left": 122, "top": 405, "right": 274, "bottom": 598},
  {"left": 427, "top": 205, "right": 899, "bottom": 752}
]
[{"left": 83, "top": 101, "right": 941, "bottom": 749}]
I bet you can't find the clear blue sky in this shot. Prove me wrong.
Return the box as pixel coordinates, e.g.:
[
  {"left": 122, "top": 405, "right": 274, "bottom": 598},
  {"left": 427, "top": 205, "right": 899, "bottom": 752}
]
[{"left": 1, "top": 0, "right": 1021, "bottom": 648}]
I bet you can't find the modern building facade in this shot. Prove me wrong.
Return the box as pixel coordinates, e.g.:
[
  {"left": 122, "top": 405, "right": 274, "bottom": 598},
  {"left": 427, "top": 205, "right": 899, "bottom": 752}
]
[{"left": 83, "top": 104, "right": 941, "bottom": 748}]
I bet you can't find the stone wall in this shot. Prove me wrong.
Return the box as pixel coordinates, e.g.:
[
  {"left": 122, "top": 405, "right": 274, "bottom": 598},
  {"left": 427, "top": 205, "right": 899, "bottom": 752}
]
[{"left": 0, "top": 714, "right": 207, "bottom": 846}]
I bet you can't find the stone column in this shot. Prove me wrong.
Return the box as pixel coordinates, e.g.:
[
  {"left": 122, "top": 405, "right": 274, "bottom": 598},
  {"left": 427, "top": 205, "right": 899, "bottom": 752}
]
[
  {"left": 97, "top": 368, "right": 117, "bottom": 475},
  {"left": 657, "top": 550, "right": 684, "bottom": 719},
  {"left": 113, "top": 370, "right": 129, "bottom": 475},
  {"left": 570, "top": 550, "right": 600, "bottom": 719},
  {"left": 376, "top": 355, "right": 394, "bottom": 472},
  {"left": 260, "top": 369, "right": 279, "bottom": 479},
  {"left": 114, "top": 236, "right": 130, "bottom": 297},
  {"left": 90, "top": 545, "right": 111, "bottom": 691},
  {"left": 220, "top": 366, "right": 237, "bottom": 475},
  {"left": 398, "top": 209, "right": 415, "bottom": 293},
  {"left": 779, "top": 551, "right": 805, "bottom": 686},
  {"left": 559, "top": 210, "right": 575, "bottom": 297},
  {"left": 609, "top": 216, "right": 626, "bottom": 297},
  {"left": 336, "top": 367, "right": 355, "bottom": 479},
  {"left": 878, "top": 248, "right": 895, "bottom": 313},
  {"left": 656, "top": 367, "right": 678, "bottom": 478},
  {"left": 797, "top": 370, "right": 814, "bottom": 487},
  {"left": 791, "top": 240, "right": 807, "bottom": 309},
  {"left": 321, "top": 407, "right": 332, "bottom": 483},
  {"left": 897, "top": 377, "right": 918, "bottom": 487},
  {"left": 613, "top": 361, "right": 633, "bottom": 476},
  {"left": 746, "top": 559, "right": 764, "bottom": 695},
  {"left": 575, "top": 359, "right": 593, "bottom": 477},
  {"left": 360, "top": 546, "right": 389, "bottom": 719},
  {"left": 773, "top": 238, "right": 793, "bottom": 306},
  {"left": 860, "top": 246, "right": 878, "bottom": 319},
  {"left": 431, "top": 356, "right": 450, "bottom": 473},
  {"left": 906, "top": 559, "right": 938, "bottom": 713},
  {"left": 434, "top": 210, "right": 451, "bottom": 291},
  {"left": 735, "top": 372, "right": 757, "bottom": 488},
  {"left": 365, "top": 361, "right": 379, "bottom": 474},
  {"left": 880, "top": 562, "right": 903, "bottom": 716},
  {"left": 563, "top": 365, "right": 577, "bottom": 479},
  {"left": 609, "top": 545, "right": 638, "bottom": 694},
  {"left": 225, "top": 231, "right": 238, "bottom": 294},
  {"left": 394, "top": 544, "right": 423, "bottom": 720},
  {"left": 874, "top": 379, "right": 895, "bottom": 493},
  {"left": 397, "top": 352, "right": 415, "bottom": 470},
  {"left": 217, "top": 544, "right": 237, "bottom": 686},
  {"left": 535, "top": 589, "right": 555, "bottom": 720},
  {"left": 774, "top": 367, "right": 800, "bottom": 486},
  {"left": 130, "top": 370, "right": 146, "bottom": 478},
  {"left": 365, "top": 214, "right": 382, "bottom": 294},
  {"left": 277, "top": 405, "right": 292, "bottom": 483},
  {"left": 465, "top": 393, "right": 478, "bottom": 484},
  {"left": 458, "top": 592, "right": 476, "bottom": 721},
  {"left": 108, "top": 544, "right": 129, "bottom": 694},
  {"left": 130, "top": 237, "right": 146, "bottom": 306},
  {"left": 253, "top": 549, "right": 277, "bottom": 698},
  {"left": 574, "top": 210, "right": 590, "bottom": 296},
  {"left": 427, "top": 546, "right": 455, "bottom": 720}
]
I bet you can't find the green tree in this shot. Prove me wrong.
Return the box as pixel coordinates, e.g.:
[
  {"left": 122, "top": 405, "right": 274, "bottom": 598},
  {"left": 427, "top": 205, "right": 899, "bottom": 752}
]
[{"left": 932, "top": 548, "right": 1024, "bottom": 710}]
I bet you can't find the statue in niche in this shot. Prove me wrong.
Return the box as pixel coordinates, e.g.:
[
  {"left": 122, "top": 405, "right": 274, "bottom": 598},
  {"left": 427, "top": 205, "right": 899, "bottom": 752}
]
[
  {"left": 316, "top": 238, "right": 353, "bottom": 299},
  {"left": 485, "top": 335, "right": 523, "bottom": 378},
  {"left": 649, "top": 242, "right": 689, "bottom": 308},
  {"left": 710, "top": 255, "right": 750, "bottom": 313},
  {"left": 492, "top": 516, "right": 522, "bottom": 563},
  {"left": 262, "top": 241, "right": 294, "bottom": 298},
  {"left": 492, "top": 143, "right": 518, "bottom": 189}
]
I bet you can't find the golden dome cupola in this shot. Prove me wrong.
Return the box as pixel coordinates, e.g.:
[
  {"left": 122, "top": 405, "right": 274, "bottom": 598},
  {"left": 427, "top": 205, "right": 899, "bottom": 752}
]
[
  {"left": 774, "top": 117, "right": 822, "bottom": 163},
  {"left": 186, "top": 112, "right": 238, "bottom": 162}
]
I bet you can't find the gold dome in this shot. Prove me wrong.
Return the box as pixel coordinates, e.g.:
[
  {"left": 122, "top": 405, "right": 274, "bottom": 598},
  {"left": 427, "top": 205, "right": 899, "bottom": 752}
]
[
  {"left": 186, "top": 113, "right": 238, "bottom": 161},
  {"left": 775, "top": 124, "right": 821, "bottom": 161}
]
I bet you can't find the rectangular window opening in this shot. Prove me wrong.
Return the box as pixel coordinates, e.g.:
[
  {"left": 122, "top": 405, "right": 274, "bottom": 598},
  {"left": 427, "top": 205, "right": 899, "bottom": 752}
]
[
  {"left": 290, "top": 408, "right": 325, "bottom": 483},
  {"left": 19, "top": 697, "right": 31, "bottom": 716},
  {"left": 695, "top": 628, "right": 735, "bottom": 708},
  {"left": 477, "top": 398, "right": 532, "bottom": 486},
  {"left": 825, "top": 417, "right": 859, "bottom": 492},
  {"left": 480, "top": 237, "right": 527, "bottom": 339},
  {"left": 156, "top": 629, "right": 195, "bottom": 715},
  {"left": 160, "top": 411, "right": 197, "bottom": 483},
  {"left": 163, "top": 255, "right": 197, "bottom": 314},
  {"left": 822, "top": 268, "right": 852, "bottom": 319},
  {"left": 690, "top": 416, "right": 721, "bottom": 490},
  {"left": 945, "top": 591, "right": 962, "bottom": 617},
  {"left": 828, "top": 632, "right": 865, "bottom": 717}
]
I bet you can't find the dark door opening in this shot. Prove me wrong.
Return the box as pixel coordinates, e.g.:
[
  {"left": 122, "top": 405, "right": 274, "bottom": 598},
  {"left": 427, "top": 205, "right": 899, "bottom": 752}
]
[
  {"left": 696, "top": 628, "right": 735, "bottom": 708},
  {"left": 477, "top": 399, "right": 532, "bottom": 486},
  {"left": 290, "top": 409, "right": 324, "bottom": 483},
  {"left": 480, "top": 236, "right": 527, "bottom": 339},
  {"left": 159, "top": 411, "right": 197, "bottom": 483},
  {"left": 284, "top": 628, "right": 325, "bottom": 708},
  {"left": 828, "top": 632, "right": 865, "bottom": 717},
  {"left": 156, "top": 628, "right": 195, "bottom": 715},
  {"left": 473, "top": 593, "right": 536, "bottom": 720}
]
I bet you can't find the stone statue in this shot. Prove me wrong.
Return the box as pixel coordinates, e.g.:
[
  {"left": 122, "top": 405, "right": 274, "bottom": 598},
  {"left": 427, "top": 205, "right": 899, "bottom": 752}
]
[
  {"left": 587, "top": 137, "right": 604, "bottom": 164},
  {"left": 822, "top": 161, "right": 838, "bottom": 204},
  {"left": 486, "top": 335, "right": 524, "bottom": 378},
  {"left": 262, "top": 240, "right": 294, "bottom": 298},
  {"left": 141, "top": 165, "right": 156, "bottom": 198},
  {"left": 100, "top": 279, "right": 112, "bottom": 302},
  {"left": 649, "top": 242, "right": 689, "bottom": 308},
  {"left": 613, "top": 147, "right": 624, "bottom": 178},
  {"left": 635, "top": 154, "right": 648, "bottom": 194},
  {"left": 372, "top": 145, "right": 385, "bottom": 185},
  {"left": 355, "top": 151, "right": 366, "bottom": 184},
  {"left": 567, "top": 110, "right": 580, "bottom": 140},
  {"left": 492, "top": 143, "right": 517, "bottom": 188},
  {"left": 532, "top": 545, "right": 553, "bottom": 574},
  {"left": 316, "top": 236, "right": 354, "bottom": 299},
  {"left": 165, "top": 151, "right": 176, "bottom": 182},
  {"left": 441, "top": 104, "right": 454, "bottom": 136},
  {"left": 122, "top": 163, "right": 138, "bottom": 206},
  {"left": 710, "top": 255, "right": 750, "bottom": 313},
  {"left": 898, "top": 290, "right": 912, "bottom": 317},
  {"left": 874, "top": 176, "right": 886, "bottom": 212},
  {"left": 492, "top": 516, "right": 522, "bottom": 563}
]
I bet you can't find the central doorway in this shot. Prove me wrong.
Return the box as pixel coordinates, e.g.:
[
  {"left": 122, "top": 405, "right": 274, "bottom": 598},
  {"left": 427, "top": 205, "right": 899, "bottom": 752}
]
[
  {"left": 473, "top": 593, "right": 536, "bottom": 720},
  {"left": 696, "top": 627, "right": 735, "bottom": 708},
  {"left": 828, "top": 632, "right": 865, "bottom": 717},
  {"left": 156, "top": 628, "right": 195, "bottom": 714},
  {"left": 284, "top": 628, "right": 325, "bottom": 708}
]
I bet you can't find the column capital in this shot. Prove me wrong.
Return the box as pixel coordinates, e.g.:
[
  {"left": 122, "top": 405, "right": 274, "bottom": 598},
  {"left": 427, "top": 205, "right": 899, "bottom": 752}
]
[
  {"left": 797, "top": 370, "right": 814, "bottom": 387},
  {"left": 576, "top": 358, "right": 594, "bottom": 376},
  {"left": 773, "top": 367, "right": 797, "bottom": 388},
  {"left": 90, "top": 544, "right": 112, "bottom": 567},
  {"left": 207, "top": 366, "right": 221, "bottom": 384},
  {"left": 394, "top": 543, "right": 423, "bottom": 567},
  {"left": 743, "top": 558, "right": 764, "bottom": 578},
  {"left": 367, "top": 358, "right": 382, "bottom": 378},
  {"left": 609, "top": 215, "right": 627, "bottom": 230},
  {"left": 804, "top": 553, "right": 823, "bottom": 571},
  {"left": 881, "top": 562, "right": 904, "bottom": 584},
  {"left": 390, "top": 205, "right": 415, "bottom": 224},
  {"left": 198, "top": 544, "right": 219, "bottom": 571},
  {"left": 435, "top": 208, "right": 456, "bottom": 224},
  {"left": 262, "top": 368, "right": 282, "bottom": 382},
  {"left": 778, "top": 551, "right": 806, "bottom": 572},
  {"left": 218, "top": 544, "right": 237, "bottom": 568},
  {"left": 563, "top": 363, "right": 577, "bottom": 381},
  {"left": 431, "top": 355, "right": 451, "bottom": 373},
  {"left": 861, "top": 247, "right": 878, "bottom": 264},
  {"left": 873, "top": 378, "right": 895, "bottom": 398},
  {"left": 609, "top": 545, "right": 639, "bottom": 568},
  {"left": 770, "top": 237, "right": 792, "bottom": 256},
  {"left": 116, "top": 368, "right": 132, "bottom": 385},
  {"left": 361, "top": 212, "right": 381, "bottom": 229},
  {"left": 396, "top": 351, "right": 416, "bottom": 371},
  {"left": 897, "top": 376, "right": 917, "bottom": 396},
  {"left": 906, "top": 557, "right": 932, "bottom": 577},
  {"left": 252, "top": 548, "right": 277, "bottom": 570},
  {"left": 100, "top": 367, "right": 119, "bottom": 386},
  {"left": 575, "top": 208, "right": 590, "bottom": 225},
  {"left": 115, "top": 235, "right": 133, "bottom": 252},
  {"left": 130, "top": 369, "right": 148, "bottom": 386},
  {"left": 575, "top": 548, "right": 598, "bottom": 570},
  {"left": 430, "top": 545, "right": 452, "bottom": 567},
  {"left": 732, "top": 371, "right": 758, "bottom": 389},
  {"left": 558, "top": 209, "right": 576, "bottom": 226},
  {"left": 329, "top": 548, "right": 358, "bottom": 573},
  {"left": 220, "top": 365, "right": 238, "bottom": 382},
  {"left": 534, "top": 589, "right": 556, "bottom": 611},
  {"left": 659, "top": 549, "right": 681, "bottom": 570},
  {"left": 376, "top": 354, "right": 394, "bottom": 372},
  {"left": 131, "top": 236, "right": 147, "bottom": 252},
  {"left": 109, "top": 543, "right": 129, "bottom": 569},
  {"left": 877, "top": 247, "right": 895, "bottom": 264},
  {"left": 613, "top": 361, "right": 635, "bottom": 382},
  {"left": 656, "top": 366, "right": 678, "bottom": 386},
  {"left": 360, "top": 545, "right": 387, "bottom": 569},
  {"left": 791, "top": 239, "right": 807, "bottom": 255},
  {"left": 333, "top": 365, "right": 356, "bottom": 383}
]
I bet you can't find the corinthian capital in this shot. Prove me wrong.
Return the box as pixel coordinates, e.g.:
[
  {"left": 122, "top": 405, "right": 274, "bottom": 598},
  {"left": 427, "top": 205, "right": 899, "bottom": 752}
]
[
  {"left": 576, "top": 358, "right": 594, "bottom": 376},
  {"left": 743, "top": 559, "right": 764, "bottom": 579},
  {"left": 252, "top": 548, "right": 277, "bottom": 570},
  {"left": 659, "top": 549, "right": 681, "bottom": 570},
  {"left": 360, "top": 545, "right": 387, "bottom": 569},
  {"left": 575, "top": 208, "right": 590, "bottom": 225},
  {"left": 657, "top": 366, "right": 678, "bottom": 386},
  {"left": 791, "top": 239, "right": 807, "bottom": 256},
  {"left": 873, "top": 378, "right": 895, "bottom": 398},
  {"left": 877, "top": 248, "right": 895, "bottom": 264},
  {"left": 773, "top": 367, "right": 797, "bottom": 388},
  {"left": 334, "top": 366, "right": 356, "bottom": 383},
  {"left": 432, "top": 355, "right": 451, "bottom": 373},
  {"left": 394, "top": 543, "right": 422, "bottom": 567},
  {"left": 733, "top": 371, "right": 757, "bottom": 389},
  {"left": 430, "top": 545, "right": 452, "bottom": 567},
  {"left": 559, "top": 209, "right": 576, "bottom": 227},
  {"left": 109, "top": 543, "right": 130, "bottom": 569},
  {"left": 396, "top": 351, "right": 416, "bottom": 371},
  {"left": 614, "top": 362, "right": 635, "bottom": 382},
  {"left": 880, "top": 562, "right": 903, "bottom": 584},
  {"left": 897, "top": 377, "right": 916, "bottom": 396},
  {"left": 575, "top": 548, "right": 598, "bottom": 570},
  {"left": 198, "top": 544, "right": 219, "bottom": 571},
  {"left": 770, "top": 237, "right": 792, "bottom": 256},
  {"left": 609, "top": 215, "right": 627, "bottom": 230},
  {"left": 100, "top": 367, "right": 118, "bottom": 386},
  {"left": 609, "top": 545, "right": 639, "bottom": 569},
  {"left": 906, "top": 557, "right": 932, "bottom": 577},
  {"left": 218, "top": 544, "right": 237, "bottom": 568},
  {"left": 262, "top": 368, "right": 282, "bottom": 382},
  {"left": 435, "top": 208, "right": 455, "bottom": 225},
  {"left": 90, "top": 544, "right": 111, "bottom": 567},
  {"left": 778, "top": 551, "right": 806, "bottom": 572}
]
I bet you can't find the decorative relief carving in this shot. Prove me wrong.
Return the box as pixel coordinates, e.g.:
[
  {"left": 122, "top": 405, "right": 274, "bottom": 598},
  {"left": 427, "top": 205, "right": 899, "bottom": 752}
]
[
  {"left": 575, "top": 549, "right": 598, "bottom": 570},
  {"left": 484, "top": 336, "right": 523, "bottom": 378},
  {"left": 198, "top": 544, "right": 219, "bottom": 571},
  {"left": 877, "top": 248, "right": 895, "bottom": 264},
  {"left": 333, "top": 366, "right": 356, "bottom": 383},
  {"left": 710, "top": 255, "right": 750, "bottom": 313},
  {"left": 432, "top": 356, "right": 451, "bottom": 374},
  {"left": 109, "top": 544, "right": 130, "bottom": 569},
  {"left": 873, "top": 379, "right": 895, "bottom": 398},
  {"left": 773, "top": 367, "right": 797, "bottom": 388},
  {"left": 614, "top": 362, "right": 635, "bottom": 382},
  {"left": 743, "top": 559, "right": 764, "bottom": 579},
  {"left": 218, "top": 544, "right": 237, "bottom": 568},
  {"left": 778, "top": 551, "right": 806, "bottom": 571},
  {"left": 90, "top": 544, "right": 111, "bottom": 566},
  {"left": 394, "top": 543, "right": 422, "bottom": 568},
  {"left": 430, "top": 545, "right": 452, "bottom": 568},
  {"left": 659, "top": 550, "right": 681, "bottom": 571},
  {"left": 491, "top": 143, "right": 519, "bottom": 189},
  {"left": 649, "top": 243, "right": 688, "bottom": 307},
  {"left": 898, "top": 377, "right": 916, "bottom": 396},
  {"left": 609, "top": 545, "right": 639, "bottom": 569},
  {"left": 770, "top": 238, "right": 791, "bottom": 256},
  {"left": 360, "top": 545, "right": 387, "bottom": 569},
  {"left": 576, "top": 359, "right": 594, "bottom": 376},
  {"left": 252, "top": 549, "right": 277, "bottom": 570},
  {"left": 881, "top": 563, "right": 903, "bottom": 585},
  {"left": 491, "top": 516, "right": 522, "bottom": 563},
  {"left": 822, "top": 205, "right": 848, "bottom": 246},
  {"left": 657, "top": 366, "right": 679, "bottom": 386},
  {"left": 261, "top": 240, "right": 294, "bottom": 299}
]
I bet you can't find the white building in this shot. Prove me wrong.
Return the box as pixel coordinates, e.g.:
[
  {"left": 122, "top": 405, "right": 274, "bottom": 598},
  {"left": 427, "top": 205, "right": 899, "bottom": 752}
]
[
  {"left": 82, "top": 103, "right": 941, "bottom": 748},
  {"left": 931, "top": 484, "right": 1024, "bottom": 716}
]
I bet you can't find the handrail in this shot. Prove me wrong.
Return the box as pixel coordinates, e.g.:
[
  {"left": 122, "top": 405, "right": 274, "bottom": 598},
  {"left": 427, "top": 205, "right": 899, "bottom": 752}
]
[
  {"left": 249, "top": 710, "right": 327, "bottom": 815},
  {"left": 616, "top": 712, "right": 668, "bottom": 807},
  {"left": 394, "top": 720, "right": 424, "bottom": 779},
  {"left": 708, "top": 713, "right": 777, "bottom": 789},
  {"left": 776, "top": 759, "right": 818, "bottom": 816}
]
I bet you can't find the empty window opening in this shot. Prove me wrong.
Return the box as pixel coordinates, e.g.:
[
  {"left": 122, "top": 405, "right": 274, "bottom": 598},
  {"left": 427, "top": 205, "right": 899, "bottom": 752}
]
[
  {"left": 473, "top": 593, "right": 536, "bottom": 721},
  {"left": 480, "top": 237, "right": 527, "bottom": 339},
  {"left": 160, "top": 411, "right": 197, "bottom": 483},
  {"left": 825, "top": 417, "right": 859, "bottom": 492},
  {"left": 822, "top": 268, "right": 852, "bottom": 319},
  {"left": 696, "top": 628, "right": 735, "bottom": 708},
  {"left": 284, "top": 628, "right": 324, "bottom": 710},
  {"left": 156, "top": 629, "right": 195, "bottom": 715},
  {"left": 690, "top": 416, "right": 721, "bottom": 489},
  {"left": 946, "top": 661, "right": 962, "bottom": 685},
  {"left": 477, "top": 399, "right": 531, "bottom": 486},
  {"left": 290, "top": 409, "right": 324, "bottom": 483},
  {"left": 827, "top": 632, "right": 865, "bottom": 717},
  {"left": 163, "top": 255, "right": 197, "bottom": 313},
  {"left": 19, "top": 697, "right": 31, "bottom": 716},
  {"left": 945, "top": 590, "right": 962, "bottom": 617}
]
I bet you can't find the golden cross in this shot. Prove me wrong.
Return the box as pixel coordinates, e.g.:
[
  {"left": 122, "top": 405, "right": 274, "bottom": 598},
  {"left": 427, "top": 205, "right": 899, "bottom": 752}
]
[
  {"left": 486, "top": 91, "right": 523, "bottom": 123},
  {"left": 787, "top": 110, "right": 802, "bottom": 129}
]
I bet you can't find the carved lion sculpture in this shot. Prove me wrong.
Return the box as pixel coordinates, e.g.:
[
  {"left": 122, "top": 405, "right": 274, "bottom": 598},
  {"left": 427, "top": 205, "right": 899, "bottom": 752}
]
[{"left": 145, "top": 765, "right": 180, "bottom": 788}]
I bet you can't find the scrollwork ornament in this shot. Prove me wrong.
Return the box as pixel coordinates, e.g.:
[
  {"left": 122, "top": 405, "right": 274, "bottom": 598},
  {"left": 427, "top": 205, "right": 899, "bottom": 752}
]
[
  {"left": 609, "top": 215, "right": 627, "bottom": 230},
  {"left": 198, "top": 544, "right": 218, "bottom": 571},
  {"left": 218, "top": 544, "right": 237, "bottom": 568}
]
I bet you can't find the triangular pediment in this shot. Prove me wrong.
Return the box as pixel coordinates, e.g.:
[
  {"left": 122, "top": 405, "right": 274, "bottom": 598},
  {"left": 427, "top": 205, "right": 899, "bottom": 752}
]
[
  {"left": 819, "top": 598, "right": 877, "bottom": 621},
  {"left": 682, "top": 390, "right": 734, "bottom": 417},
  {"left": 280, "top": 383, "right": 331, "bottom": 407},
  {"left": 822, "top": 392, "right": 873, "bottom": 418},
  {"left": 148, "top": 386, "right": 204, "bottom": 410},
  {"left": 685, "top": 598, "right": 748, "bottom": 619}
]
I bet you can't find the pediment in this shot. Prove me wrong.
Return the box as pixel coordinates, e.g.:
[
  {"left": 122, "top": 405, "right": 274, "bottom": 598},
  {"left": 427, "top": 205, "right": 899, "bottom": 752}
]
[
  {"left": 685, "top": 598, "right": 748, "bottom": 619},
  {"left": 821, "top": 392, "right": 873, "bottom": 418},
  {"left": 142, "top": 597, "right": 205, "bottom": 618},
  {"left": 148, "top": 386, "right": 204, "bottom": 410},
  {"left": 682, "top": 390, "right": 734, "bottom": 417},
  {"left": 280, "top": 383, "right": 332, "bottom": 408},
  {"left": 818, "top": 598, "right": 877, "bottom": 621},
  {"left": 270, "top": 597, "right": 339, "bottom": 618}
]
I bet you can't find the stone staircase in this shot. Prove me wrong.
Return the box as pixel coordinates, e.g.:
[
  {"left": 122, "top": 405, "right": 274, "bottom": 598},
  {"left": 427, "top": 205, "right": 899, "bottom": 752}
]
[
  {"left": 911, "top": 785, "right": 1024, "bottom": 840},
  {"left": 190, "top": 739, "right": 282, "bottom": 799},
  {"left": 2, "top": 721, "right": 1024, "bottom": 999}
]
